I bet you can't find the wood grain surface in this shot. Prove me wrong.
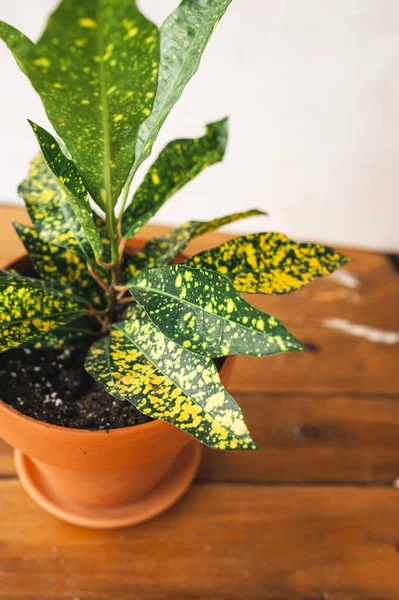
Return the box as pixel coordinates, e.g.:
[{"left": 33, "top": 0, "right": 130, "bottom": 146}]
[{"left": 0, "top": 205, "right": 399, "bottom": 599}]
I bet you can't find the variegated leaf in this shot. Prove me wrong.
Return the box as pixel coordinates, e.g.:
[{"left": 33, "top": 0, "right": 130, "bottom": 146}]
[
  {"left": 26, "top": 318, "right": 99, "bottom": 351},
  {"left": 18, "top": 152, "right": 92, "bottom": 260},
  {"left": 125, "top": 0, "right": 232, "bottom": 188},
  {"left": 0, "top": 274, "right": 86, "bottom": 351},
  {"left": 30, "top": 122, "right": 103, "bottom": 259},
  {"left": 125, "top": 222, "right": 199, "bottom": 280},
  {"left": 0, "top": 2, "right": 159, "bottom": 207},
  {"left": 186, "top": 233, "right": 350, "bottom": 294},
  {"left": 128, "top": 265, "right": 303, "bottom": 358},
  {"left": 125, "top": 209, "right": 265, "bottom": 279},
  {"left": 191, "top": 208, "right": 266, "bottom": 238},
  {"left": 106, "top": 309, "right": 256, "bottom": 450},
  {"left": 85, "top": 337, "right": 123, "bottom": 400},
  {"left": 122, "top": 119, "right": 228, "bottom": 239},
  {"left": 0, "top": 271, "right": 90, "bottom": 305},
  {"left": 14, "top": 223, "right": 106, "bottom": 308}
]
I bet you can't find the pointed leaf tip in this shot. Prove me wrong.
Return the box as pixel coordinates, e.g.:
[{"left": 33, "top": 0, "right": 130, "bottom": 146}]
[{"left": 29, "top": 121, "right": 102, "bottom": 260}]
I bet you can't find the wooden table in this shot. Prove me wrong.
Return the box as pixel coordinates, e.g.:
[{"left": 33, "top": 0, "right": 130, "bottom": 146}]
[{"left": 1, "top": 205, "right": 399, "bottom": 599}]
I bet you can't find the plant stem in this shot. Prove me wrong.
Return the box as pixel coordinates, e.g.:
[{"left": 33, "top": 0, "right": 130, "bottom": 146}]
[
  {"left": 88, "top": 267, "right": 110, "bottom": 293},
  {"left": 95, "top": 3, "right": 121, "bottom": 325},
  {"left": 118, "top": 296, "right": 135, "bottom": 305},
  {"left": 117, "top": 185, "right": 130, "bottom": 222}
]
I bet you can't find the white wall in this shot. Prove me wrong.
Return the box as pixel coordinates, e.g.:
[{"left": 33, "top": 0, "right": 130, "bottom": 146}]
[{"left": 0, "top": 0, "right": 398, "bottom": 252}]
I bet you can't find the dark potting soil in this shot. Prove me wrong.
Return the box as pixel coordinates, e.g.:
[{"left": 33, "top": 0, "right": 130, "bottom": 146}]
[
  {"left": 0, "top": 347, "right": 152, "bottom": 431},
  {"left": 0, "top": 347, "right": 226, "bottom": 431}
]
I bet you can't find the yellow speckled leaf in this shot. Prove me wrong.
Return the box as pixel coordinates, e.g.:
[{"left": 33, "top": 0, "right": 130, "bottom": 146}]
[
  {"left": 186, "top": 232, "right": 350, "bottom": 294},
  {"left": 30, "top": 122, "right": 102, "bottom": 259},
  {"left": 18, "top": 153, "right": 92, "bottom": 261},
  {"left": 0, "top": 274, "right": 85, "bottom": 352},
  {"left": 125, "top": 0, "right": 233, "bottom": 188},
  {"left": 14, "top": 223, "right": 106, "bottom": 308},
  {"left": 122, "top": 119, "right": 228, "bottom": 239},
  {"left": 128, "top": 265, "right": 303, "bottom": 358},
  {"left": 106, "top": 308, "right": 256, "bottom": 450},
  {"left": 125, "top": 209, "right": 265, "bottom": 280},
  {"left": 0, "top": 1, "right": 160, "bottom": 207},
  {"left": 85, "top": 337, "right": 123, "bottom": 400},
  {"left": 26, "top": 318, "right": 99, "bottom": 350}
]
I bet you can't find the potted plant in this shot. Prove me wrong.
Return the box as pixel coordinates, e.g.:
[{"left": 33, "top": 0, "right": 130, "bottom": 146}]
[{"left": 0, "top": 0, "right": 348, "bottom": 528}]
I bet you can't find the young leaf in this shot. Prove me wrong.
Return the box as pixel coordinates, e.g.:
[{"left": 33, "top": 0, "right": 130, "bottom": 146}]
[
  {"left": 0, "top": 274, "right": 86, "bottom": 351},
  {"left": 30, "top": 122, "right": 103, "bottom": 259},
  {"left": 122, "top": 119, "right": 228, "bottom": 239},
  {"left": 125, "top": 209, "right": 265, "bottom": 279},
  {"left": 105, "top": 309, "right": 256, "bottom": 450},
  {"left": 85, "top": 337, "right": 123, "bottom": 400},
  {"left": 126, "top": 0, "right": 233, "bottom": 187},
  {"left": 186, "top": 233, "right": 350, "bottom": 294},
  {"left": 13, "top": 223, "right": 106, "bottom": 308},
  {"left": 127, "top": 265, "right": 303, "bottom": 358},
  {"left": 18, "top": 153, "right": 93, "bottom": 261},
  {"left": 0, "top": 1, "right": 160, "bottom": 206}
]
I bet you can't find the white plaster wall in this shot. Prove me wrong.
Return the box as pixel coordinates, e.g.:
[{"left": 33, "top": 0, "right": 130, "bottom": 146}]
[{"left": 0, "top": 0, "right": 398, "bottom": 251}]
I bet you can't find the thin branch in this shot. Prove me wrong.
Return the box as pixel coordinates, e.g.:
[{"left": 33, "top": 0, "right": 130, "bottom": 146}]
[
  {"left": 118, "top": 296, "right": 135, "bottom": 306},
  {"left": 116, "top": 286, "right": 129, "bottom": 301},
  {"left": 88, "top": 267, "right": 110, "bottom": 292}
]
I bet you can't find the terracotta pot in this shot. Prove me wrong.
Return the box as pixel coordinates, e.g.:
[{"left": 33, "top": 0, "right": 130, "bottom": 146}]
[{"left": 0, "top": 245, "right": 235, "bottom": 528}]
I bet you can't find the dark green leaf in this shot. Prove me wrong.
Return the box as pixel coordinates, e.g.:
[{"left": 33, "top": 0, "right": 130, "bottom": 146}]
[
  {"left": 18, "top": 152, "right": 93, "bottom": 261},
  {"left": 102, "top": 308, "right": 256, "bottom": 450},
  {"left": 14, "top": 223, "right": 106, "bottom": 308},
  {"left": 122, "top": 119, "right": 228, "bottom": 239},
  {"left": 0, "top": 1, "right": 160, "bottom": 206},
  {"left": 0, "top": 274, "right": 85, "bottom": 352},
  {"left": 30, "top": 122, "right": 103, "bottom": 259},
  {"left": 128, "top": 265, "right": 303, "bottom": 357},
  {"left": 125, "top": 209, "right": 265, "bottom": 280},
  {"left": 125, "top": 0, "right": 232, "bottom": 188},
  {"left": 186, "top": 232, "right": 350, "bottom": 294}
]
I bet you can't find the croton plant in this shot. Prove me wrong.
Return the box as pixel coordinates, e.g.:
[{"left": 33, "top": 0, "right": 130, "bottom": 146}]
[{"left": 0, "top": 0, "right": 348, "bottom": 451}]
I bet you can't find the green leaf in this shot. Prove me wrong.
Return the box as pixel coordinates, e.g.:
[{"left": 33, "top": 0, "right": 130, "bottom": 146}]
[
  {"left": 18, "top": 152, "right": 93, "bottom": 261},
  {"left": 0, "top": 2, "right": 160, "bottom": 206},
  {"left": 125, "top": 209, "right": 265, "bottom": 279},
  {"left": 0, "top": 271, "right": 89, "bottom": 306},
  {"left": 26, "top": 318, "right": 99, "bottom": 351},
  {"left": 189, "top": 209, "right": 266, "bottom": 238},
  {"left": 186, "top": 233, "right": 350, "bottom": 294},
  {"left": 122, "top": 119, "right": 228, "bottom": 239},
  {"left": 0, "top": 274, "right": 85, "bottom": 352},
  {"left": 125, "top": 0, "right": 232, "bottom": 187},
  {"left": 85, "top": 337, "right": 123, "bottom": 400},
  {"left": 127, "top": 265, "right": 303, "bottom": 358},
  {"left": 103, "top": 308, "right": 256, "bottom": 450},
  {"left": 125, "top": 221, "right": 200, "bottom": 280},
  {"left": 13, "top": 223, "right": 106, "bottom": 308},
  {"left": 29, "top": 122, "right": 103, "bottom": 259}
]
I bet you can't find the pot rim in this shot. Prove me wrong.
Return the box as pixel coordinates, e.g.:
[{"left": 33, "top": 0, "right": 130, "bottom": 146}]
[
  {"left": 0, "top": 354, "right": 233, "bottom": 441},
  {"left": 0, "top": 396, "right": 170, "bottom": 440}
]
